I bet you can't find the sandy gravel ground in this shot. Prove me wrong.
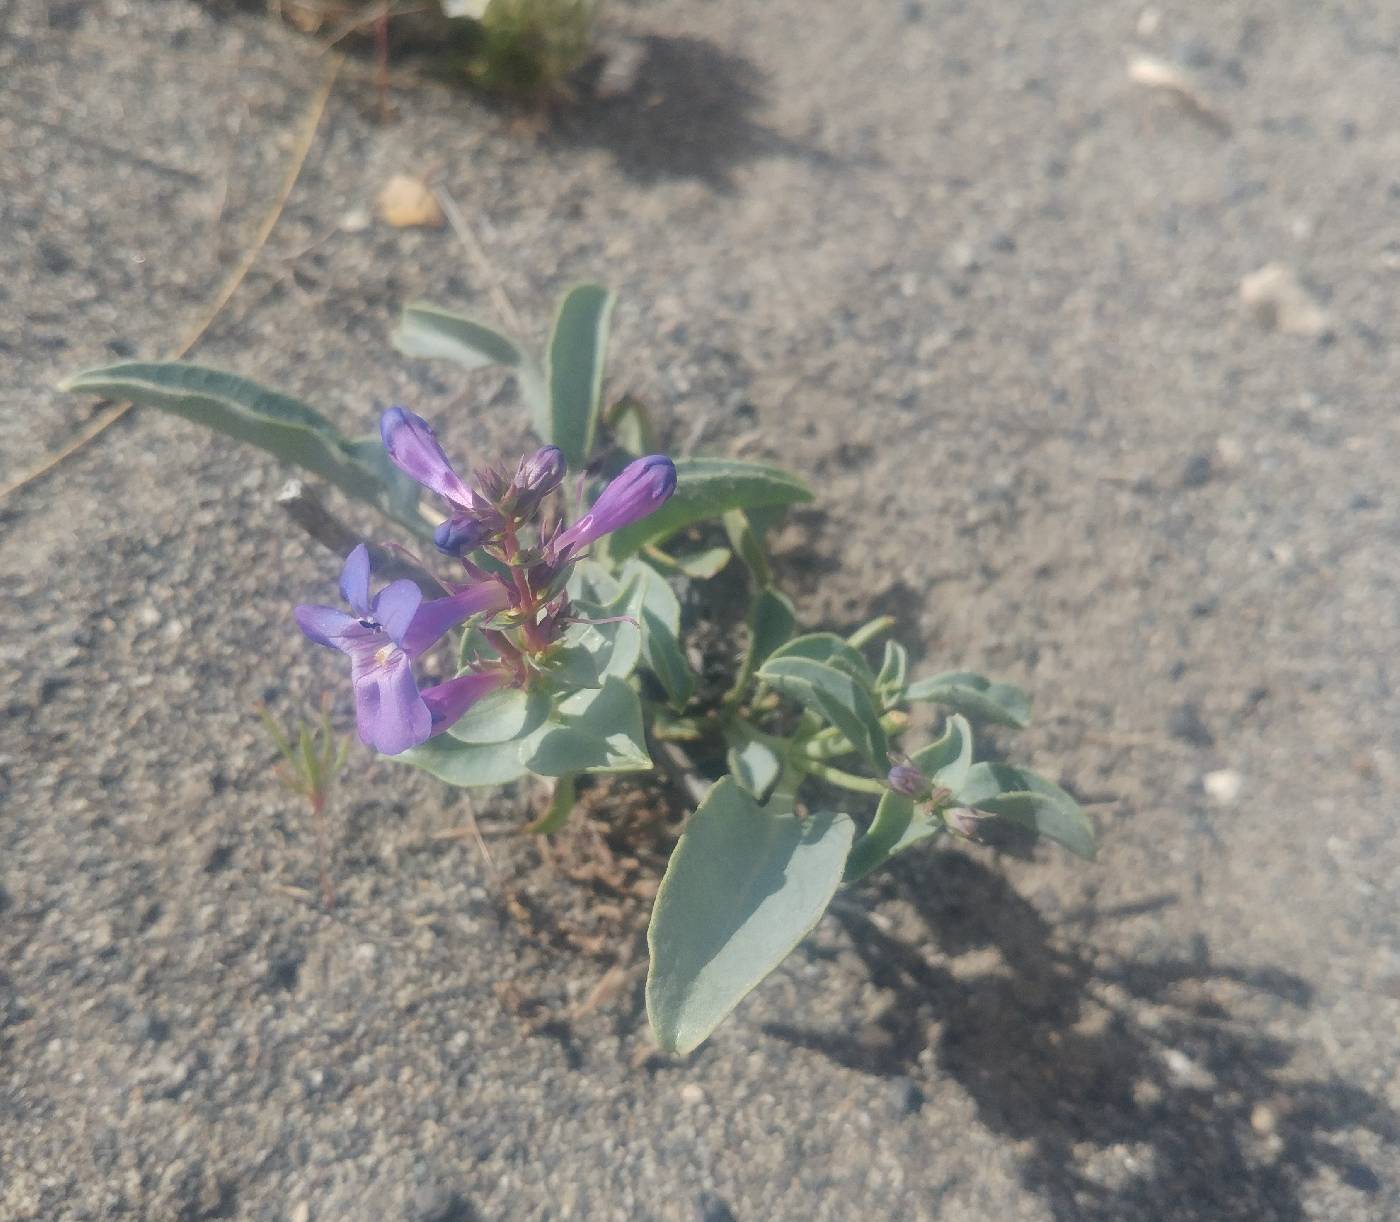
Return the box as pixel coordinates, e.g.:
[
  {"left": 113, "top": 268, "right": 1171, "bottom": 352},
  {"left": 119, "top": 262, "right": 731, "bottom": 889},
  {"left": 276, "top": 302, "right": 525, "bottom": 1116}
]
[{"left": 3, "top": 0, "right": 1399, "bottom": 1218}]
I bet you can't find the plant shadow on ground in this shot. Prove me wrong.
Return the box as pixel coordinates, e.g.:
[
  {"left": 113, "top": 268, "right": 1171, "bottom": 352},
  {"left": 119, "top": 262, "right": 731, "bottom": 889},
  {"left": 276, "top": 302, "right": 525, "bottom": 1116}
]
[
  {"left": 561, "top": 35, "right": 833, "bottom": 192},
  {"left": 768, "top": 849, "right": 1395, "bottom": 1220}
]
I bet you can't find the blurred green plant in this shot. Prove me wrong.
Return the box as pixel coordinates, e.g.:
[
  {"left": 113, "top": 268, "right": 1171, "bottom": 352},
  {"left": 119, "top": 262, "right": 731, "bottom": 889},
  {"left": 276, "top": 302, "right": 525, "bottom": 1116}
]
[
  {"left": 258, "top": 695, "right": 350, "bottom": 907},
  {"left": 65, "top": 284, "right": 1095, "bottom": 1054},
  {"left": 446, "top": 0, "right": 597, "bottom": 102}
]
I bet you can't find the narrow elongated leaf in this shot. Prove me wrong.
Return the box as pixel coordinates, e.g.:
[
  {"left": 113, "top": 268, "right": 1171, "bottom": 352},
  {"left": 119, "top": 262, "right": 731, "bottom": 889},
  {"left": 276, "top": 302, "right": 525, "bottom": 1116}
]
[
  {"left": 607, "top": 458, "right": 814, "bottom": 558},
  {"left": 394, "top": 303, "right": 547, "bottom": 427},
  {"left": 524, "top": 677, "right": 651, "bottom": 775},
  {"left": 956, "top": 762, "right": 1096, "bottom": 859},
  {"left": 393, "top": 303, "right": 526, "bottom": 368},
  {"left": 643, "top": 545, "right": 731, "bottom": 581},
  {"left": 546, "top": 284, "right": 614, "bottom": 468},
  {"left": 747, "top": 588, "right": 796, "bottom": 673},
  {"left": 723, "top": 509, "right": 772, "bottom": 588},
  {"left": 61, "top": 362, "right": 421, "bottom": 529},
  {"left": 876, "top": 640, "right": 909, "bottom": 700},
  {"left": 767, "top": 633, "right": 877, "bottom": 689},
  {"left": 646, "top": 780, "right": 854, "bottom": 1054},
  {"left": 641, "top": 608, "right": 696, "bottom": 710},
  {"left": 618, "top": 558, "right": 680, "bottom": 635},
  {"left": 605, "top": 393, "right": 658, "bottom": 456},
  {"left": 524, "top": 775, "right": 576, "bottom": 835},
  {"left": 844, "top": 791, "right": 943, "bottom": 882},
  {"left": 904, "top": 670, "right": 1031, "bottom": 729},
  {"left": 758, "top": 656, "right": 888, "bottom": 769}
]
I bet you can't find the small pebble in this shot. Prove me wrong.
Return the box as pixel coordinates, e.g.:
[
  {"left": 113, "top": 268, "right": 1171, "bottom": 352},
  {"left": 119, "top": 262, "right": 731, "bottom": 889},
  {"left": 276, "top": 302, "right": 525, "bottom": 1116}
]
[{"left": 1203, "top": 769, "right": 1243, "bottom": 805}]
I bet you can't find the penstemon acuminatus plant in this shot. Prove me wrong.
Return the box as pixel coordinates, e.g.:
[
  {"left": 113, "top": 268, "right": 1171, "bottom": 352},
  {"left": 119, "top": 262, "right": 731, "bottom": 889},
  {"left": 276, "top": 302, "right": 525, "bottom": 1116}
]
[{"left": 63, "top": 285, "right": 1095, "bottom": 1053}]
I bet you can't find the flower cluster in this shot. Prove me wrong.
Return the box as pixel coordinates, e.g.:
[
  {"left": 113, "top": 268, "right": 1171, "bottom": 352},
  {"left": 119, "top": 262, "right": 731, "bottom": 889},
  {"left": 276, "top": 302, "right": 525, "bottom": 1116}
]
[
  {"left": 885, "top": 758, "right": 990, "bottom": 840},
  {"left": 296, "top": 408, "right": 677, "bottom": 754}
]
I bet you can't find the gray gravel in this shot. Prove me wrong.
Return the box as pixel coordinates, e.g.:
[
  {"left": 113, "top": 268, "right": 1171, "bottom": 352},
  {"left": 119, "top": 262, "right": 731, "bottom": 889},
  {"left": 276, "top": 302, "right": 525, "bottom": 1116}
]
[{"left": 3, "top": 0, "right": 1399, "bottom": 1218}]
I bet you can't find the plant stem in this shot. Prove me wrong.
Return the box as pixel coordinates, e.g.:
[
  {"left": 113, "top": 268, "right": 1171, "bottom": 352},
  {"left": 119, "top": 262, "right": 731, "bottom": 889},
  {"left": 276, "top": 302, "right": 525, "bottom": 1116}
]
[{"left": 795, "top": 759, "right": 887, "bottom": 796}]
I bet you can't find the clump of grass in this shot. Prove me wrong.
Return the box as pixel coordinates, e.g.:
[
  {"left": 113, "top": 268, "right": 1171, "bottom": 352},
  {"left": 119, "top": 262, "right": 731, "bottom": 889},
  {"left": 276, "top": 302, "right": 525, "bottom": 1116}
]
[
  {"left": 462, "top": 0, "right": 597, "bottom": 103},
  {"left": 258, "top": 695, "right": 349, "bottom": 908}
]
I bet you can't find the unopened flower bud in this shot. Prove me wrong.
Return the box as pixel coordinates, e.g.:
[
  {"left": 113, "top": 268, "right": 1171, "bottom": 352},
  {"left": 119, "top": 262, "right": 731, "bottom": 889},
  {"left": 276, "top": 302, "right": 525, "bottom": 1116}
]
[
  {"left": 548, "top": 455, "right": 677, "bottom": 561},
  {"left": 887, "top": 763, "right": 930, "bottom": 799},
  {"left": 516, "top": 446, "right": 566, "bottom": 496},
  {"left": 434, "top": 513, "right": 494, "bottom": 557},
  {"left": 509, "top": 445, "right": 567, "bottom": 517},
  {"left": 943, "top": 807, "right": 990, "bottom": 839}
]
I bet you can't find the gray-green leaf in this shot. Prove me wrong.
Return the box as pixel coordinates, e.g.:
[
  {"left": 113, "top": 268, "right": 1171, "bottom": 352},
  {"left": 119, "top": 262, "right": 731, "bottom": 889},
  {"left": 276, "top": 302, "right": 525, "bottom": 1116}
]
[
  {"left": 546, "top": 284, "right": 614, "bottom": 468},
  {"left": 956, "top": 762, "right": 1096, "bottom": 859},
  {"left": 61, "top": 362, "right": 422, "bottom": 531},
  {"left": 767, "top": 632, "right": 877, "bottom": 690},
  {"left": 912, "top": 714, "right": 973, "bottom": 793},
  {"left": 606, "top": 458, "right": 813, "bottom": 558},
  {"left": 646, "top": 779, "right": 854, "bottom": 1054},
  {"left": 394, "top": 303, "right": 548, "bottom": 432},
  {"left": 399, "top": 734, "right": 533, "bottom": 787},
  {"left": 725, "top": 730, "right": 784, "bottom": 804},
  {"left": 844, "top": 791, "right": 942, "bottom": 882},
  {"left": 446, "top": 685, "right": 550, "bottom": 745},
  {"left": 525, "top": 677, "right": 651, "bottom": 776},
  {"left": 904, "top": 670, "right": 1032, "bottom": 729},
  {"left": 757, "top": 656, "right": 888, "bottom": 769},
  {"left": 746, "top": 588, "right": 795, "bottom": 674}
]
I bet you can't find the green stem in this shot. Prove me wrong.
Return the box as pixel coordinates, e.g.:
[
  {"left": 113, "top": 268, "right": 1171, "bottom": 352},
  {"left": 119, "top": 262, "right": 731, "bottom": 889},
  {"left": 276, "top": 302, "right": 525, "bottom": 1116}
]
[
  {"left": 796, "top": 759, "right": 887, "bottom": 796},
  {"left": 846, "top": 615, "right": 896, "bottom": 650}
]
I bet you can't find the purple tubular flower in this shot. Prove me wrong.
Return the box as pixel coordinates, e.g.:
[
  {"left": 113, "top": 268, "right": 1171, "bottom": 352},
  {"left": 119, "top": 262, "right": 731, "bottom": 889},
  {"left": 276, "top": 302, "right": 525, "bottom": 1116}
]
[
  {"left": 548, "top": 455, "right": 677, "bottom": 562},
  {"left": 294, "top": 545, "right": 508, "bottom": 755},
  {"left": 381, "top": 407, "right": 501, "bottom": 555},
  {"left": 400, "top": 579, "right": 513, "bottom": 657},
  {"left": 380, "top": 407, "right": 475, "bottom": 504},
  {"left": 421, "top": 670, "right": 506, "bottom": 735}
]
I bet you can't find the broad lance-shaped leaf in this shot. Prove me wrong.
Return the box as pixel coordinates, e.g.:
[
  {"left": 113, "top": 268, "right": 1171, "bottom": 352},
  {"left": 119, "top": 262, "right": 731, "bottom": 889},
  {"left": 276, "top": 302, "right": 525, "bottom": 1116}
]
[
  {"left": 904, "top": 670, "right": 1031, "bottom": 729},
  {"left": 641, "top": 608, "right": 696, "bottom": 710},
  {"left": 913, "top": 713, "right": 974, "bottom": 793},
  {"left": 844, "top": 716, "right": 973, "bottom": 881},
  {"left": 757, "top": 656, "right": 888, "bottom": 770},
  {"left": 956, "top": 762, "right": 1097, "bottom": 860},
  {"left": 446, "top": 685, "right": 550, "bottom": 745},
  {"left": 402, "top": 679, "right": 651, "bottom": 784},
  {"left": 767, "top": 632, "right": 878, "bottom": 690},
  {"left": 646, "top": 779, "right": 854, "bottom": 1054},
  {"left": 393, "top": 303, "right": 548, "bottom": 430},
  {"left": 524, "top": 677, "right": 651, "bottom": 776},
  {"left": 546, "top": 284, "right": 614, "bottom": 468},
  {"left": 60, "top": 362, "right": 423, "bottom": 531},
  {"left": 747, "top": 589, "right": 795, "bottom": 673},
  {"left": 400, "top": 734, "right": 533, "bottom": 787},
  {"left": 606, "top": 457, "right": 813, "bottom": 558},
  {"left": 724, "top": 725, "right": 783, "bottom": 804}
]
